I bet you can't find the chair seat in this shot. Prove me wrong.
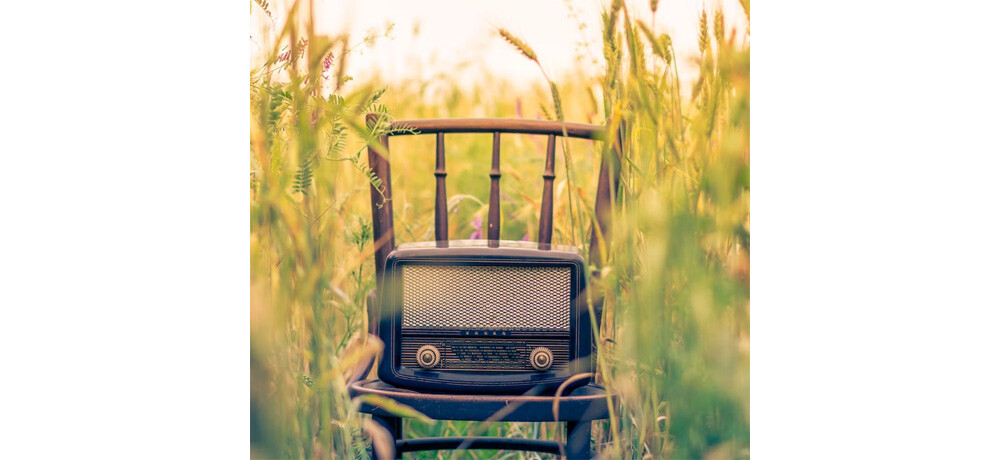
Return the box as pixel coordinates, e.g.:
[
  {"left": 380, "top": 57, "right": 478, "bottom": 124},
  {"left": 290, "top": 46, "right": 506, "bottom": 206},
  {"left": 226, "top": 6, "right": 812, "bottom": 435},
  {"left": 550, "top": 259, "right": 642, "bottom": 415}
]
[{"left": 349, "top": 379, "right": 615, "bottom": 422}]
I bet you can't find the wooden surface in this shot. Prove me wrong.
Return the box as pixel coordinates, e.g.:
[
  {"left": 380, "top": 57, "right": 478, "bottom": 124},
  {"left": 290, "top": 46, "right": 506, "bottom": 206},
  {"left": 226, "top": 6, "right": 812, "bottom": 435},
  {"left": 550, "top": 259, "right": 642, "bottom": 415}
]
[
  {"left": 434, "top": 132, "right": 448, "bottom": 244},
  {"left": 387, "top": 118, "right": 604, "bottom": 139},
  {"left": 395, "top": 437, "right": 561, "bottom": 455},
  {"left": 588, "top": 122, "right": 623, "bottom": 269},
  {"left": 350, "top": 378, "right": 614, "bottom": 422},
  {"left": 366, "top": 129, "right": 395, "bottom": 279},
  {"left": 538, "top": 134, "right": 557, "bottom": 244},
  {"left": 487, "top": 131, "right": 502, "bottom": 243}
]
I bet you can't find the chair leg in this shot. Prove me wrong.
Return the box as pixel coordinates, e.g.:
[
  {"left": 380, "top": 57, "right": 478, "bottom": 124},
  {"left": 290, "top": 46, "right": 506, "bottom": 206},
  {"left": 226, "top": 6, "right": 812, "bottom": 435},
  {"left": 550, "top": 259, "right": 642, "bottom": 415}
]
[
  {"left": 371, "top": 415, "right": 402, "bottom": 459},
  {"left": 565, "top": 421, "right": 593, "bottom": 459}
]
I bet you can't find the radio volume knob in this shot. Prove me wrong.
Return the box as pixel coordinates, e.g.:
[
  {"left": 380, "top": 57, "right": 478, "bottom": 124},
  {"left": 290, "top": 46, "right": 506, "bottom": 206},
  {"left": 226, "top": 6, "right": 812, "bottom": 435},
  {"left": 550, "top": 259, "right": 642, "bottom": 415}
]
[
  {"left": 416, "top": 345, "right": 441, "bottom": 369},
  {"left": 529, "top": 347, "right": 553, "bottom": 371}
]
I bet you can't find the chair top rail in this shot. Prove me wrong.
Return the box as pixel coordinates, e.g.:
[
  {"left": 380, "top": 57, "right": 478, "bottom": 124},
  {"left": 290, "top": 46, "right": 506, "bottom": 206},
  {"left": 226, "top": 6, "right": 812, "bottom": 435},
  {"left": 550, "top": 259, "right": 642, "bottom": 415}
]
[{"left": 385, "top": 118, "right": 605, "bottom": 140}]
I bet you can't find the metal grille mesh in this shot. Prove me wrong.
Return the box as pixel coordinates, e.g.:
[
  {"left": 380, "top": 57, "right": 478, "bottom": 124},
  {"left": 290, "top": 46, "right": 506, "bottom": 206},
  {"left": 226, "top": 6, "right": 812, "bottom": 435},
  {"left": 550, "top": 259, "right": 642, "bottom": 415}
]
[{"left": 401, "top": 265, "right": 571, "bottom": 330}]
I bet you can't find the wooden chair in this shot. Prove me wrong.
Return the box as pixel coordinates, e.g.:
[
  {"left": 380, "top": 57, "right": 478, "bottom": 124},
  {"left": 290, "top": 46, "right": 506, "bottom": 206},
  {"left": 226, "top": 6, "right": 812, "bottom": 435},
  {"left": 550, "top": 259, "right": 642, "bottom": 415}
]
[{"left": 350, "top": 117, "right": 621, "bottom": 459}]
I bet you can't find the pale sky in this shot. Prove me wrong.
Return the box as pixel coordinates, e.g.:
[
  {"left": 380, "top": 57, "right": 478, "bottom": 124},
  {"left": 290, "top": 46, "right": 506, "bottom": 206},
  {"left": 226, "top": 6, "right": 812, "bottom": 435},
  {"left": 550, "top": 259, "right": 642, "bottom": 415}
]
[{"left": 251, "top": 0, "right": 747, "bottom": 92}]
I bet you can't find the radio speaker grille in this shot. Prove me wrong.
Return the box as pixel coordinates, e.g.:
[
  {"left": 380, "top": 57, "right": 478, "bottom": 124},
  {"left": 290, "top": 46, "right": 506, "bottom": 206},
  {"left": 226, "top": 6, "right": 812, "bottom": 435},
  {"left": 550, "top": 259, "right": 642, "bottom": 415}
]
[{"left": 401, "top": 265, "right": 571, "bottom": 331}]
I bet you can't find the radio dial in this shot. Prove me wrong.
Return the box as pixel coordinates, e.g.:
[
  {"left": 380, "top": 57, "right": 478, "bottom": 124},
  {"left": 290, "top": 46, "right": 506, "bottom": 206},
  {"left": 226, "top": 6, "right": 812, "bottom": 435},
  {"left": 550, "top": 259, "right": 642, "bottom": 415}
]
[
  {"left": 416, "top": 345, "right": 441, "bottom": 369},
  {"left": 529, "top": 347, "right": 553, "bottom": 371}
]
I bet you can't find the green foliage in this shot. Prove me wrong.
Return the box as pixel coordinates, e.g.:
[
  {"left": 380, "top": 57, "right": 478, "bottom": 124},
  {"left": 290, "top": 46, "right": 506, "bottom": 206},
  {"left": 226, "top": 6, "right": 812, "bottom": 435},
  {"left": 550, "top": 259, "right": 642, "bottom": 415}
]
[
  {"left": 496, "top": 2, "right": 749, "bottom": 458},
  {"left": 250, "top": 4, "right": 404, "bottom": 458},
  {"left": 251, "top": 1, "right": 749, "bottom": 458},
  {"left": 599, "top": 3, "right": 749, "bottom": 458},
  {"left": 293, "top": 154, "right": 313, "bottom": 195}
]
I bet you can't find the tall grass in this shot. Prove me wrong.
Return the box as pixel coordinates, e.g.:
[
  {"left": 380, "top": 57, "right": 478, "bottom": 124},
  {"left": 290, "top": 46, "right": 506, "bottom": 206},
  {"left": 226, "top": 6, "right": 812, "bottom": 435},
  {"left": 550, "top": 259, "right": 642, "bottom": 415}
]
[
  {"left": 251, "top": 1, "right": 749, "bottom": 458},
  {"left": 592, "top": 2, "right": 750, "bottom": 458}
]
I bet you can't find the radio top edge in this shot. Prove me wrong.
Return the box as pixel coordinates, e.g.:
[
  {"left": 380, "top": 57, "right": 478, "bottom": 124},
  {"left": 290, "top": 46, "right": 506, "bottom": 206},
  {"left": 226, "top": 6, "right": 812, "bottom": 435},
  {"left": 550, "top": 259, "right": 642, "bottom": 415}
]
[{"left": 394, "top": 239, "right": 582, "bottom": 255}]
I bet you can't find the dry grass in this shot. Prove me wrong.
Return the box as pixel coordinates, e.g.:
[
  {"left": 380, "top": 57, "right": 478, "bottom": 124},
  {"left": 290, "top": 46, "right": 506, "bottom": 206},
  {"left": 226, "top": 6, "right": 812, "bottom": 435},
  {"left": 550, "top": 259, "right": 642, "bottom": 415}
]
[{"left": 251, "top": 1, "right": 749, "bottom": 458}]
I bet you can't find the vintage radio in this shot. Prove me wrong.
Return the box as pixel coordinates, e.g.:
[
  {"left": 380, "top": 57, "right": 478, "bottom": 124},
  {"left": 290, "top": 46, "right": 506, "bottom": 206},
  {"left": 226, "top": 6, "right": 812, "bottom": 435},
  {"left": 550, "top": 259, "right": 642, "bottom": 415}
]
[{"left": 376, "top": 240, "right": 594, "bottom": 393}]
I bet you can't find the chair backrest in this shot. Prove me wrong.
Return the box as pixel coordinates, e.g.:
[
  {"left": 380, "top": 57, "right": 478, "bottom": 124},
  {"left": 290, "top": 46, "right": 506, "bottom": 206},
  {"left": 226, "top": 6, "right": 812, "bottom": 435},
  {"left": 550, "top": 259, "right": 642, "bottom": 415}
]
[{"left": 365, "top": 116, "right": 621, "bottom": 279}]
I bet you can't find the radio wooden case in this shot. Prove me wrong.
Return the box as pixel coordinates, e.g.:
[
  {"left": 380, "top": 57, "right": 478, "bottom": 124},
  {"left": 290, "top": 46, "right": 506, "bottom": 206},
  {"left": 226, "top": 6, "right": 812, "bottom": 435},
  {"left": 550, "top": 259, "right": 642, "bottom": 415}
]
[{"left": 376, "top": 240, "right": 594, "bottom": 393}]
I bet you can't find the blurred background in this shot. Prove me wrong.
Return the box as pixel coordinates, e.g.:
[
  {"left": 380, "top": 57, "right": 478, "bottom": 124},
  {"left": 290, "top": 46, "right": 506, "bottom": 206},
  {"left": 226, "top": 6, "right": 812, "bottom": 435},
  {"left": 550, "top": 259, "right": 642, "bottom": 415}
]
[
  {"left": 251, "top": 0, "right": 749, "bottom": 458},
  {"left": 251, "top": 0, "right": 747, "bottom": 92}
]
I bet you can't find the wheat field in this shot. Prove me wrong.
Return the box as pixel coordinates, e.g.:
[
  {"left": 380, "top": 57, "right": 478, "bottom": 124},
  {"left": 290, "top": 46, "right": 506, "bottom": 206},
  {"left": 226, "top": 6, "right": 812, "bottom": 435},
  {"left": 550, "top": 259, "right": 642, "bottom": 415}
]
[{"left": 250, "top": 0, "right": 749, "bottom": 458}]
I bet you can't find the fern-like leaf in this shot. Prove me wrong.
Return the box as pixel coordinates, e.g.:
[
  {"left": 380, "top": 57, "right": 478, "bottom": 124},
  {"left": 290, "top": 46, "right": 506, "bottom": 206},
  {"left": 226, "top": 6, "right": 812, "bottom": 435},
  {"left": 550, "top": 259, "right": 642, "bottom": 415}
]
[
  {"left": 327, "top": 123, "right": 347, "bottom": 157},
  {"left": 293, "top": 154, "right": 313, "bottom": 195}
]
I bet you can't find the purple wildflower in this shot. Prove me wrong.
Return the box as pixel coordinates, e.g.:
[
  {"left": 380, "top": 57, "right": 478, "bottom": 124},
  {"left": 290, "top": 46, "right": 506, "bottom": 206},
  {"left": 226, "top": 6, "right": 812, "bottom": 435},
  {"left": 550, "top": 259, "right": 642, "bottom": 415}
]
[
  {"left": 322, "top": 52, "right": 335, "bottom": 72},
  {"left": 469, "top": 215, "right": 483, "bottom": 239}
]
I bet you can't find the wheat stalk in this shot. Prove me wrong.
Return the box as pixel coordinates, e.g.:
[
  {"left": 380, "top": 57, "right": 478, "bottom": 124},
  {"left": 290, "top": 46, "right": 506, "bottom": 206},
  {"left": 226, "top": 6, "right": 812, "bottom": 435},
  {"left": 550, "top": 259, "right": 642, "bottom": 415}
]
[
  {"left": 698, "top": 9, "right": 709, "bottom": 54},
  {"left": 549, "top": 82, "right": 564, "bottom": 121},
  {"left": 714, "top": 10, "right": 726, "bottom": 46},
  {"left": 607, "top": 0, "right": 624, "bottom": 43},
  {"left": 497, "top": 28, "right": 538, "bottom": 63},
  {"left": 637, "top": 20, "right": 671, "bottom": 65},
  {"left": 496, "top": 28, "right": 563, "bottom": 124}
]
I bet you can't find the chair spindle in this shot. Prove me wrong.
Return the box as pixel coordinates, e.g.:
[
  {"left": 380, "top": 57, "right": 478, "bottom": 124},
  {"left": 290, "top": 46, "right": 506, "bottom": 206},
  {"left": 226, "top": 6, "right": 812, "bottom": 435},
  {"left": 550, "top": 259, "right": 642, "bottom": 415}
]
[
  {"left": 538, "top": 134, "right": 557, "bottom": 245},
  {"left": 487, "top": 131, "right": 502, "bottom": 244},
  {"left": 434, "top": 132, "right": 448, "bottom": 244}
]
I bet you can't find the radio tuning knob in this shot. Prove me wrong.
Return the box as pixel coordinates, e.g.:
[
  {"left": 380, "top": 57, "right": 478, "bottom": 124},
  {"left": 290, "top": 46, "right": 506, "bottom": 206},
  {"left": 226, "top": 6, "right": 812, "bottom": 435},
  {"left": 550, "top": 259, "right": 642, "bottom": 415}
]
[
  {"left": 529, "top": 347, "right": 553, "bottom": 371},
  {"left": 416, "top": 345, "right": 441, "bottom": 369}
]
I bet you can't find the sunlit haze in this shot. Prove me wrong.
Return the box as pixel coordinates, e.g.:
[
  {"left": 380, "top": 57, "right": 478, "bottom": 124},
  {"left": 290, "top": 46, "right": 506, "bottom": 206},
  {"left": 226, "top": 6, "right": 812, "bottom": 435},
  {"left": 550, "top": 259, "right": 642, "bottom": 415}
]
[{"left": 251, "top": 0, "right": 747, "bottom": 92}]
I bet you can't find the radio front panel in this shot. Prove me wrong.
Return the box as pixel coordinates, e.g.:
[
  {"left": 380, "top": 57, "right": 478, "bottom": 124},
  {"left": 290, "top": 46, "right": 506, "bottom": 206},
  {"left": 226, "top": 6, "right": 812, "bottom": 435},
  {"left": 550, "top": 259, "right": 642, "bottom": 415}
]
[
  {"left": 378, "top": 243, "right": 594, "bottom": 393},
  {"left": 400, "top": 332, "right": 570, "bottom": 372}
]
